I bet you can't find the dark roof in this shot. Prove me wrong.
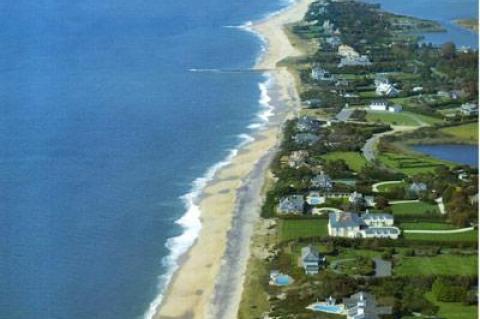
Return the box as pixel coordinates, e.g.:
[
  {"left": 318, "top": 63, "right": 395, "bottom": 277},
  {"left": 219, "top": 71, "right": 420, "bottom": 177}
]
[
  {"left": 301, "top": 245, "right": 323, "bottom": 262},
  {"left": 329, "top": 212, "right": 363, "bottom": 228}
]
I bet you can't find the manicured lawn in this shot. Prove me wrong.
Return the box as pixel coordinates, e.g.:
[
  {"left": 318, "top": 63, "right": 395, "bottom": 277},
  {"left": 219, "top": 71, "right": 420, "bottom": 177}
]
[
  {"left": 400, "top": 222, "right": 456, "bottom": 230},
  {"left": 321, "top": 151, "right": 367, "bottom": 172},
  {"left": 377, "top": 181, "right": 405, "bottom": 192},
  {"left": 412, "top": 112, "right": 443, "bottom": 126},
  {"left": 279, "top": 219, "right": 328, "bottom": 242},
  {"left": 378, "top": 152, "right": 453, "bottom": 175},
  {"left": 441, "top": 123, "right": 478, "bottom": 143},
  {"left": 425, "top": 292, "right": 478, "bottom": 319},
  {"left": 403, "top": 230, "right": 478, "bottom": 242},
  {"left": 367, "top": 111, "right": 420, "bottom": 126},
  {"left": 391, "top": 202, "right": 439, "bottom": 216},
  {"left": 366, "top": 111, "right": 441, "bottom": 127},
  {"left": 394, "top": 255, "right": 478, "bottom": 276}
]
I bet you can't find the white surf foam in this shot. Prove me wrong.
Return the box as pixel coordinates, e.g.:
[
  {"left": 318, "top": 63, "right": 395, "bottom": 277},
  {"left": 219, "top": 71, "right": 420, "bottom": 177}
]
[{"left": 142, "top": 133, "right": 255, "bottom": 319}]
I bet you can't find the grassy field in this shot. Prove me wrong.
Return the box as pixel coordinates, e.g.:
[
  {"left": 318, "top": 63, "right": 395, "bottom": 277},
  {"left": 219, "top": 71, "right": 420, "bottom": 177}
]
[
  {"left": 391, "top": 202, "right": 439, "bottom": 216},
  {"left": 377, "top": 181, "right": 405, "bottom": 192},
  {"left": 378, "top": 152, "right": 453, "bottom": 175},
  {"left": 366, "top": 111, "right": 442, "bottom": 127},
  {"left": 321, "top": 151, "right": 367, "bottom": 172},
  {"left": 403, "top": 229, "right": 478, "bottom": 242},
  {"left": 279, "top": 219, "right": 329, "bottom": 242},
  {"left": 425, "top": 292, "right": 478, "bottom": 319},
  {"left": 367, "top": 111, "right": 420, "bottom": 126},
  {"left": 441, "top": 123, "right": 478, "bottom": 143},
  {"left": 394, "top": 255, "right": 478, "bottom": 276},
  {"left": 400, "top": 222, "right": 456, "bottom": 230}
]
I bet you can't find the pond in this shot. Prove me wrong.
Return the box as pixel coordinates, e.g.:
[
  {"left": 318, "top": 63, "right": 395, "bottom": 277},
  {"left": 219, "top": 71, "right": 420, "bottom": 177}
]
[
  {"left": 412, "top": 144, "right": 478, "bottom": 167},
  {"left": 361, "top": 0, "right": 478, "bottom": 48}
]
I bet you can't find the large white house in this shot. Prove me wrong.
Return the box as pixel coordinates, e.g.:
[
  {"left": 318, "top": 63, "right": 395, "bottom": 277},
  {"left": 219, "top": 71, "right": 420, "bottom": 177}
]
[
  {"left": 328, "top": 211, "right": 400, "bottom": 239},
  {"left": 369, "top": 100, "right": 388, "bottom": 111}
]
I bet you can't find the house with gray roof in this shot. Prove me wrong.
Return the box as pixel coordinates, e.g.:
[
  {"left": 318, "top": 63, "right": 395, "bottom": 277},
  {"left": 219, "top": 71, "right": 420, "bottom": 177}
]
[
  {"left": 343, "top": 291, "right": 391, "bottom": 319},
  {"left": 338, "top": 55, "right": 372, "bottom": 68},
  {"left": 301, "top": 245, "right": 326, "bottom": 275},
  {"left": 311, "top": 66, "right": 334, "bottom": 81},
  {"left": 460, "top": 103, "right": 478, "bottom": 116},
  {"left": 277, "top": 195, "right": 305, "bottom": 215},
  {"left": 408, "top": 182, "right": 427, "bottom": 196},
  {"left": 311, "top": 172, "right": 333, "bottom": 191},
  {"left": 328, "top": 212, "right": 363, "bottom": 238},
  {"left": 296, "top": 116, "right": 325, "bottom": 132}
]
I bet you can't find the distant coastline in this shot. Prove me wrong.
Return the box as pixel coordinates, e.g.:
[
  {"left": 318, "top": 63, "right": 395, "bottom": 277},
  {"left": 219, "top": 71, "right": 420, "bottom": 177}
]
[{"left": 455, "top": 18, "right": 479, "bottom": 33}]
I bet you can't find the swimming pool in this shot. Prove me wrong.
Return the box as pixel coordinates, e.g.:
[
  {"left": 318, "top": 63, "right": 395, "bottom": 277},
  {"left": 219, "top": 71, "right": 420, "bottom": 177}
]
[
  {"left": 308, "top": 303, "right": 344, "bottom": 313},
  {"left": 273, "top": 275, "right": 294, "bottom": 286}
]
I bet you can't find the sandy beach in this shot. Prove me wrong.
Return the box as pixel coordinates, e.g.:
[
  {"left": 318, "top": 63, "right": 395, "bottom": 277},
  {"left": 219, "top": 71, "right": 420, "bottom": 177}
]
[{"left": 154, "top": 1, "right": 312, "bottom": 318}]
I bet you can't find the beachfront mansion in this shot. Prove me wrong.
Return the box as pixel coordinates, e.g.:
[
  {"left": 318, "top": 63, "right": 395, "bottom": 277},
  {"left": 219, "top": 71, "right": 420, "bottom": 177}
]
[{"left": 328, "top": 211, "right": 400, "bottom": 239}]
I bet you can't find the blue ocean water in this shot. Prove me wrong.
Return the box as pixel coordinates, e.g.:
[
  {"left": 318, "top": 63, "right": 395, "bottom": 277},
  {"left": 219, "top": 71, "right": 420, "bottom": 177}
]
[
  {"left": 413, "top": 144, "right": 479, "bottom": 167},
  {"left": 362, "top": 0, "right": 479, "bottom": 48},
  {"left": 0, "top": 1, "right": 289, "bottom": 318}
]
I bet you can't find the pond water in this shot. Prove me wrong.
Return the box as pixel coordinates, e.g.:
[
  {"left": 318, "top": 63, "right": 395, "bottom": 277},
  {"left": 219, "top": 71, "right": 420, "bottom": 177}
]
[
  {"left": 362, "top": 0, "right": 478, "bottom": 48},
  {"left": 412, "top": 144, "right": 478, "bottom": 167}
]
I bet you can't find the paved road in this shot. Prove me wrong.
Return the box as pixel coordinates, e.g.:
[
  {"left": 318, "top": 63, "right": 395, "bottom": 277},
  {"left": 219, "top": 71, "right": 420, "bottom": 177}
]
[
  {"left": 389, "top": 199, "right": 419, "bottom": 204},
  {"left": 361, "top": 119, "right": 428, "bottom": 162},
  {"left": 404, "top": 227, "right": 475, "bottom": 234},
  {"left": 336, "top": 107, "right": 354, "bottom": 122},
  {"left": 435, "top": 197, "right": 446, "bottom": 215},
  {"left": 372, "top": 180, "right": 402, "bottom": 192},
  {"left": 373, "top": 258, "right": 392, "bottom": 278}
]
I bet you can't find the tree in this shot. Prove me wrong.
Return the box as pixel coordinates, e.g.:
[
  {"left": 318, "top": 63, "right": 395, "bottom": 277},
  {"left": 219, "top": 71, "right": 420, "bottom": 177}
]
[
  {"left": 375, "top": 195, "right": 390, "bottom": 209},
  {"left": 441, "top": 42, "right": 456, "bottom": 60}
]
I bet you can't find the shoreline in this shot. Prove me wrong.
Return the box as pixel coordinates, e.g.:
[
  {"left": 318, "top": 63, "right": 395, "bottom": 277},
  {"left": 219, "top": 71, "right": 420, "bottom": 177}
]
[{"left": 152, "top": 1, "right": 312, "bottom": 318}]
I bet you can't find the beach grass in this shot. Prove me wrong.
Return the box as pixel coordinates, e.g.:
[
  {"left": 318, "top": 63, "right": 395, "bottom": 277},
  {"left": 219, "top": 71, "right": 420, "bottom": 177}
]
[
  {"left": 391, "top": 202, "right": 439, "bottom": 216},
  {"left": 394, "top": 255, "right": 478, "bottom": 276},
  {"left": 441, "top": 123, "right": 478, "bottom": 143},
  {"left": 279, "top": 219, "right": 328, "bottom": 242},
  {"left": 321, "top": 151, "right": 367, "bottom": 172},
  {"left": 238, "top": 257, "right": 270, "bottom": 319},
  {"left": 425, "top": 292, "right": 478, "bottom": 319}
]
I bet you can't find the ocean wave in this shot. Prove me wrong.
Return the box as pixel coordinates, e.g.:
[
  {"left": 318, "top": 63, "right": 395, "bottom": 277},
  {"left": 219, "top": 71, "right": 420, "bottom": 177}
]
[
  {"left": 248, "top": 73, "right": 275, "bottom": 130},
  {"left": 142, "top": 133, "right": 255, "bottom": 319}
]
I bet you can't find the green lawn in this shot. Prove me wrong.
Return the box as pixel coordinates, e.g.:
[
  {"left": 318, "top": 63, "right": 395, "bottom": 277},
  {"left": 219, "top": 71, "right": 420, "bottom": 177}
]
[
  {"left": 394, "top": 255, "right": 478, "bottom": 276},
  {"left": 403, "top": 230, "right": 478, "bottom": 242},
  {"left": 377, "top": 181, "right": 405, "bottom": 192},
  {"left": 367, "top": 111, "right": 420, "bottom": 126},
  {"left": 400, "top": 222, "right": 456, "bottom": 230},
  {"left": 441, "top": 123, "right": 478, "bottom": 143},
  {"left": 391, "top": 202, "right": 439, "bottom": 216},
  {"left": 366, "top": 111, "right": 441, "bottom": 127},
  {"left": 279, "top": 219, "right": 328, "bottom": 242},
  {"left": 425, "top": 292, "right": 478, "bottom": 319},
  {"left": 378, "top": 152, "right": 453, "bottom": 175},
  {"left": 321, "top": 151, "right": 367, "bottom": 172}
]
